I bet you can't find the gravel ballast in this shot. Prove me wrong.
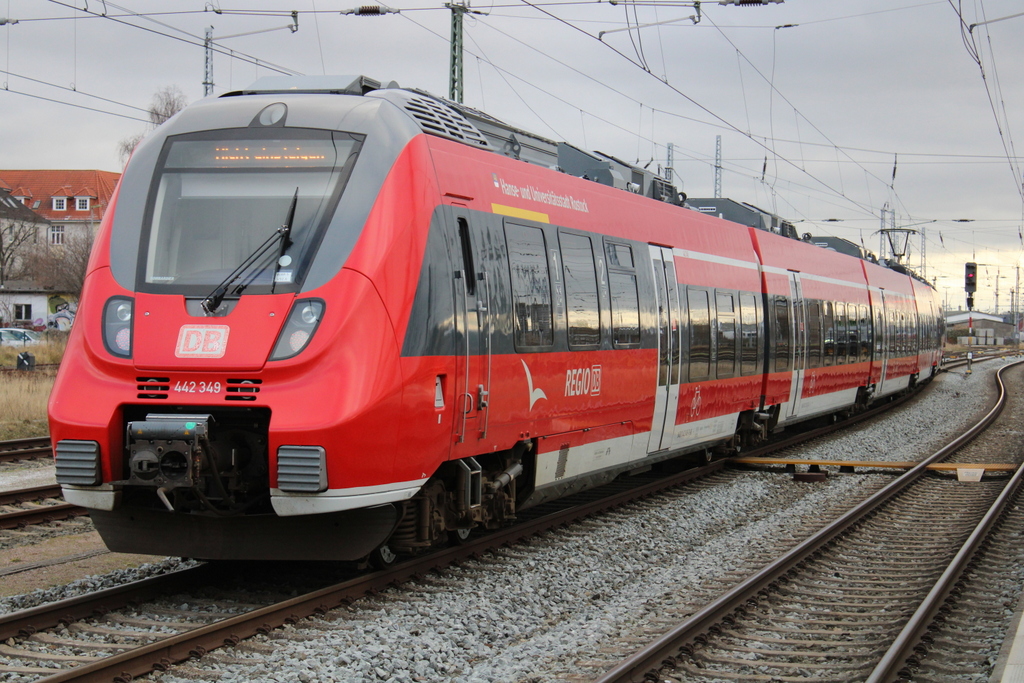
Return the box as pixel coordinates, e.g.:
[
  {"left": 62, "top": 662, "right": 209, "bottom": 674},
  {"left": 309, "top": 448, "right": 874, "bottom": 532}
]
[
  {"left": 144, "top": 360, "right": 1012, "bottom": 683},
  {"left": 0, "top": 360, "right": 1010, "bottom": 682}
]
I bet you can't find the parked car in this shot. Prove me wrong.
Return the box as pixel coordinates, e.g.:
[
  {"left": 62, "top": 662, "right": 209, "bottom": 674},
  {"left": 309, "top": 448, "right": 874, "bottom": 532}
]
[{"left": 0, "top": 328, "right": 42, "bottom": 346}]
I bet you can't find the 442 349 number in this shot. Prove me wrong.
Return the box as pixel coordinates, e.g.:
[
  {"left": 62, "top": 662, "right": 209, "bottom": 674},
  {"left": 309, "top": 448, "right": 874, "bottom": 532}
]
[{"left": 173, "top": 380, "right": 222, "bottom": 394}]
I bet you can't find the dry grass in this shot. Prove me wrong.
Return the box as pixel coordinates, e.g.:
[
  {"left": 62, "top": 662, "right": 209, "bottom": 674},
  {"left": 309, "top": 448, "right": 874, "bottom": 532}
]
[
  {"left": 0, "top": 336, "right": 66, "bottom": 440},
  {"left": 0, "top": 333, "right": 67, "bottom": 368}
]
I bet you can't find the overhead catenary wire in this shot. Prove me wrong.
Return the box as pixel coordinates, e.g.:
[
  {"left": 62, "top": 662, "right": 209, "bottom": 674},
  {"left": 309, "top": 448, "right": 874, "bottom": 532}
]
[
  {"left": 403, "top": 7, "right": 843, "bottom": 227},
  {"left": 517, "top": 0, "right": 884, "bottom": 220},
  {"left": 702, "top": 13, "right": 915, "bottom": 224},
  {"left": 46, "top": 0, "right": 302, "bottom": 76},
  {"left": 3, "top": 0, "right": 1019, "bottom": 272},
  {"left": 2, "top": 86, "right": 150, "bottom": 123},
  {"left": 947, "top": 0, "right": 1024, "bottom": 206},
  {"left": 1, "top": 68, "right": 151, "bottom": 115},
  {"left": 433, "top": 5, "right": 995, "bottom": 242}
]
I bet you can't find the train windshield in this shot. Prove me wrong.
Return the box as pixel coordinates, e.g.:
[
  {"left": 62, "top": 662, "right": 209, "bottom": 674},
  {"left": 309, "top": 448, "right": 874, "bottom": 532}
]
[{"left": 139, "top": 128, "right": 361, "bottom": 294}]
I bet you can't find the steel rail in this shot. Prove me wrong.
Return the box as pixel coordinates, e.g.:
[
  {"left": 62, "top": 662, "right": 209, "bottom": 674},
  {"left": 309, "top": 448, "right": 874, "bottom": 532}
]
[
  {"left": 0, "top": 564, "right": 222, "bottom": 642},
  {"left": 592, "top": 358, "right": 1019, "bottom": 683},
  {"left": 0, "top": 502, "right": 87, "bottom": 529},
  {"left": 0, "top": 436, "right": 51, "bottom": 450},
  {"left": 0, "top": 485, "right": 84, "bottom": 529},
  {"left": 867, "top": 361, "right": 1024, "bottom": 682},
  {"left": 0, "top": 484, "right": 63, "bottom": 506},
  {"left": 24, "top": 368, "right": 947, "bottom": 683},
  {"left": 0, "top": 436, "right": 52, "bottom": 463},
  {"left": 27, "top": 460, "right": 725, "bottom": 683},
  {"left": 0, "top": 360, "right": 971, "bottom": 682}
]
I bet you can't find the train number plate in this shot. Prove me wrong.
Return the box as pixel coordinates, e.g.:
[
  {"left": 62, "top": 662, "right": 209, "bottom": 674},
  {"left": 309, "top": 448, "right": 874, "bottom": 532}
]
[{"left": 173, "top": 380, "right": 223, "bottom": 394}]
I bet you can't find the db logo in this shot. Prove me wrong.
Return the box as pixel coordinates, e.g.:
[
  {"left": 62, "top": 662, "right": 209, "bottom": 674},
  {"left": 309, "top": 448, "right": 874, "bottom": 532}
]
[{"left": 176, "top": 325, "right": 230, "bottom": 358}]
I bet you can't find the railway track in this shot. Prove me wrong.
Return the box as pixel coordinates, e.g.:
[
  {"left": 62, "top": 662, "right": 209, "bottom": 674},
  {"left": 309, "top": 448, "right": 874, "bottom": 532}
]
[
  {"left": 0, "top": 366, "right": 970, "bottom": 682},
  {"left": 595, "top": 358, "right": 1024, "bottom": 683},
  {"left": 0, "top": 359, "right": 1005, "bottom": 681},
  {"left": 0, "top": 437, "right": 52, "bottom": 465},
  {"left": 0, "top": 485, "right": 86, "bottom": 531}
]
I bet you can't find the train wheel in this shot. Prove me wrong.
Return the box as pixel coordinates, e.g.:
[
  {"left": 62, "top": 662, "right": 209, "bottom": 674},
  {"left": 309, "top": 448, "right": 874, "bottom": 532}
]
[
  {"left": 369, "top": 543, "right": 398, "bottom": 569},
  {"left": 448, "top": 527, "right": 472, "bottom": 545}
]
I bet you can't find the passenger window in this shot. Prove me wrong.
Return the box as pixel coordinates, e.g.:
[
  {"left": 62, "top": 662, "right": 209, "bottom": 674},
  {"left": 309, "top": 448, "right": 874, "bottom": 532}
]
[
  {"left": 506, "top": 223, "right": 553, "bottom": 348},
  {"left": 560, "top": 232, "right": 600, "bottom": 347},
  {"left": 835, "top": 303, "right": 847, "bottom": 365},
  {"left": 605, "top": 242, "right": 634, "bottom": 269},
  {"left": 688, "top": 288, "right": 711, "bottom": 381},
  {"left": 606, "top": 241, "right": 640, "bottom": 347},
  {"left": 900, "top": 312, "right": 907, "bottom": 354},
  {"left": 740, "top": 293, "right": 760, "bottom": 375},
  {"left": 890, "top": 311, "right": 898, "bottom": 354},
  {"left": 859, "top": 305, "right": 871, "bottom": 360},
  {"left": 806, "top": 301, "right": 822, "bottom": 369},
  {"left": 874, "top": 309, "right": 883, "bottom": 354},
  {"left": 774, "top": 297, "right": 790, "bottom": 373},
  {"left": 609, "top": 273, "right": 640, "bottom": 346},
  {"left": 716, "top": 292, "right": 736, "bottom": 379},
  {"left": 823, "top": 301, "right": 835, "bottom": 366}
]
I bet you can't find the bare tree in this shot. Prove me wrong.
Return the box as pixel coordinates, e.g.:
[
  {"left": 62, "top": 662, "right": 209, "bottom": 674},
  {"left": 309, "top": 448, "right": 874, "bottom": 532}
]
[
  {"left": 118, "top": 85, "right": 189, "bottom": 166},
  {"left": 149, "top": 85, "right": 188, "bottom": 126},
  {"left": 0, "top": 218, "right": 38, "bottom": 285},
  {"left": 25, "top": 232, "right": 95, "bottom": 299},
  {"left": 117, "top": 132, "right": 146, "bottom": 167}
]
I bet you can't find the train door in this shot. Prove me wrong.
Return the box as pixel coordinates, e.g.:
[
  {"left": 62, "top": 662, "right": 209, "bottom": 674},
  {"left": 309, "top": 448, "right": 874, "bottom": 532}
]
[
  {"left": 647, "top": 246, "right": 682, "bottom": 453},
  {"left": 875, "top": 290, "right": 890, "bottom": 397},
  {"left": 451, "top": 208, "right": 492, "bottom": 443},
  {"left": 783, "top": 271, "right": 807, "bottom": 420}
]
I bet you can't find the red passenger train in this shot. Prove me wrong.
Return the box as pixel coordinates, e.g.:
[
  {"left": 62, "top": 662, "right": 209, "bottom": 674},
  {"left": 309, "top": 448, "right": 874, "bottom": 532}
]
[{"left": 48, "top": 76, "right": 943, "bottom": 562}]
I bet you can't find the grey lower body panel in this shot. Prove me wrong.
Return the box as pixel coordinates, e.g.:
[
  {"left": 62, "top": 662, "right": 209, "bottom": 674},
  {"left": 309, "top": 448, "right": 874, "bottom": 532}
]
[{"left": 88, "top": 503, "right": 399, "bottom": 561}]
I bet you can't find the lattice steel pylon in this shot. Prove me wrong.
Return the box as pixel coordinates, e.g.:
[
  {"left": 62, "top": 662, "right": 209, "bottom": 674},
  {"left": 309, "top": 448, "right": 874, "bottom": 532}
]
[
  {"left": 446, "top": 1, "right": 467, "bottom": 103},
  {"left": 203, "top": 26, "right": 214, "bottom": 96},
  {"left": 714, "top": 135, "right": 722, "bottom": 198}
]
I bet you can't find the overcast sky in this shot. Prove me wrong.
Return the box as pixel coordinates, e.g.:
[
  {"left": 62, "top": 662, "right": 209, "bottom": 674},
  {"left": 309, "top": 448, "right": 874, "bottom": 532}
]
[{"left": 2, "top": 0, "right": 1022, "bottom": 312}]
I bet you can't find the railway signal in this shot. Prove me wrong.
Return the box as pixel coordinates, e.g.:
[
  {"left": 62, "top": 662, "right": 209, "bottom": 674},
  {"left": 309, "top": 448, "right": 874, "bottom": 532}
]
[{"left": 965, "top": 262, "right": 977, "bottom": 293}]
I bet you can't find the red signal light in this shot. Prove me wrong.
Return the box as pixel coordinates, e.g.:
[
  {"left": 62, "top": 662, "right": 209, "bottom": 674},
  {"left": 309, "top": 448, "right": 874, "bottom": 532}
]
[{"left": 965, "top": 262, "right": 977, "bottom": 293}]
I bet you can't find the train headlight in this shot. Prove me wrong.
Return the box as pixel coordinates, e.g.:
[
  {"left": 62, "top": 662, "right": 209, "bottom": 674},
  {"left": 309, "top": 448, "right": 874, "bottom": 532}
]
[
  {"left": 115, "top": 301, "right": 132, "bottom": 322},
  {"left": 269, "top": 299, "right": 324, "bottom": 360},
  {"left": 102, "top": 297, "right": 134, "bottom": 358}
]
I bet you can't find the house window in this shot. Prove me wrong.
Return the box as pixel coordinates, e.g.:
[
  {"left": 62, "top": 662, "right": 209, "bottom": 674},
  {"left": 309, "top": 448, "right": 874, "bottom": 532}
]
[
  {"left": 53, "top": 197, "right": 67, "bottom": 211},
  {"left": 14, "top": 304, "right": 31, "bottom": 321},
  {"left": 50, "top": 225, "right": 65, "bottom": 245},
  {"left": 76, "top": 197, "right": 90, "bottom": 211}
]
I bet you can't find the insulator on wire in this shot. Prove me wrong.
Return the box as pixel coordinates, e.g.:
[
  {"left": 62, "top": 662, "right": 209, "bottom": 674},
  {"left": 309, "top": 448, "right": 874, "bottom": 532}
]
[{"left": 341, "top": 5, "right": 399, "bottom": 15}]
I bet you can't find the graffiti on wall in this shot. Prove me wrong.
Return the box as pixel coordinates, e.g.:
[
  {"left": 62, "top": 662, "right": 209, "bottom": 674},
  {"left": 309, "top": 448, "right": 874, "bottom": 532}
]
[{"left": 47, "top": 295, "right": 77, "bottom": 331}]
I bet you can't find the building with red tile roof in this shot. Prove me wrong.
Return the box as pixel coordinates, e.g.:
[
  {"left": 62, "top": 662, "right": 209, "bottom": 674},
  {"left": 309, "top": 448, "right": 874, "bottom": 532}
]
[
  {"left": 0, "top": 170, "right": 119, "bottom": 246},
  {"left": 0, "top": 171, "right": 117, "bottom": 330}
]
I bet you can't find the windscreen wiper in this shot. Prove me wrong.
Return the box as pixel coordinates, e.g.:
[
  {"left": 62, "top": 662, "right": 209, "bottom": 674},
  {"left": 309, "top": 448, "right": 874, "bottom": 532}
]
[
  {"left": 271, "top": 188, "right": 298, "bottom": 294},
  {"left": 200, "top": 188, "right": 300, "bottom": 315}
]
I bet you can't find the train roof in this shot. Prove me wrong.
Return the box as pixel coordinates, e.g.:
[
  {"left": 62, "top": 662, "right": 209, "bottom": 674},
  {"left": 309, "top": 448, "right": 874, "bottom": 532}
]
[{"left": 225, "top": 75, "right": 933, "bottom": 289}]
